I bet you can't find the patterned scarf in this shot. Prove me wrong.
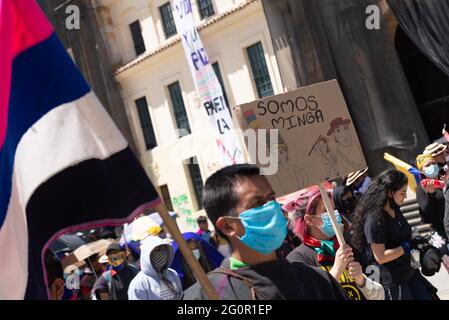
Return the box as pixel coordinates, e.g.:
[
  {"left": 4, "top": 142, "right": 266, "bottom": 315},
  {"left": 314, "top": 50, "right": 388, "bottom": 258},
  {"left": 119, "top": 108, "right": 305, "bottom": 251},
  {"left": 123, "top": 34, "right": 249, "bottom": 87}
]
[{"left": 303, "top": 234, "right": 340, "bottom": 263}]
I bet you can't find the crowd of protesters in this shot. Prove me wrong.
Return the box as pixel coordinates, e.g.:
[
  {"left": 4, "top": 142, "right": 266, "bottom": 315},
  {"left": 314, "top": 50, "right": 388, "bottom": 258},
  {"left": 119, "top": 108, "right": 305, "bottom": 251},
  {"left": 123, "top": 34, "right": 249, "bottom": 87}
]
[{"left": 44, "top": 136, "right": 449, "bottom": 301}]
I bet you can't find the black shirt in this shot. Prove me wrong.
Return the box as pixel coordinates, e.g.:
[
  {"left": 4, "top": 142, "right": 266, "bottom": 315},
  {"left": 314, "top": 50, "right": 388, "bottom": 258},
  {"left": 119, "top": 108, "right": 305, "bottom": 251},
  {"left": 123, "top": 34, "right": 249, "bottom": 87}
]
[
  {"left": 287, "top": 244, "right": 365, "bottom": 300},
  {"left": 364, "top": 209, "right": 415, "bottom": 288},
  {"left": 184, "top": 258, "right": 347, "bottom": 300},
  {"left": 416, "top": 186, "right": 446, "bottom": 238}
]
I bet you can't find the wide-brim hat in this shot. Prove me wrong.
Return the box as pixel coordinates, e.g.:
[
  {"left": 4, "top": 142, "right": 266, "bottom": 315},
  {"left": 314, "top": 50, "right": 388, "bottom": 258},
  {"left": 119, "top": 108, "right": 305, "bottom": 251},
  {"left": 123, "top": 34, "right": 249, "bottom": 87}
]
[
  {"left": 423, "top": 143, "right": 447, "bottom": 157},
  {"left": 98, "top": 254, "right": 109, "bottom": 264},
  {"left": 346, "top": 167, "right": 369, "bottom": 186},
  {"left": 327, "top": 117, "right": 351, "bottom": 136}
]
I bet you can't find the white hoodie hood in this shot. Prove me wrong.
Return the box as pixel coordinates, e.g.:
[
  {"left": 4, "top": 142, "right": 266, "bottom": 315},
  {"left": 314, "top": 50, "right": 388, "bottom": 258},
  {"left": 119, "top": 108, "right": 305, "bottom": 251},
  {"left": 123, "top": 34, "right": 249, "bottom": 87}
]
[
  {"left": 139, "top": 236, "right": 174, "bottom": 277},
  {"left": 128, "top": 236, "right": 182, "bottom": 300}
]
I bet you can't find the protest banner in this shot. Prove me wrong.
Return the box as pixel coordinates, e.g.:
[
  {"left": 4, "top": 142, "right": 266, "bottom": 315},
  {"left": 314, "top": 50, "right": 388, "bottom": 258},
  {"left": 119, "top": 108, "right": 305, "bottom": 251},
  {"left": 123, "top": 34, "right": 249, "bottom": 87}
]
[
  {"left": 173, "top": 0, "right": 244, "bottom": 166},
  {"left": 234, "top": 80, "right": 367, "bottom": 244}
]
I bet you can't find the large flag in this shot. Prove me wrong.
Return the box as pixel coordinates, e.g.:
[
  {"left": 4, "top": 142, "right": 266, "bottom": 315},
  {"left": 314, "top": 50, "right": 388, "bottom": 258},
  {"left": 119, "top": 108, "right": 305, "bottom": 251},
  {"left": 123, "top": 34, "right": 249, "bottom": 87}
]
[
  {"left": 384, "top": 153, "right": 421, "bottom": 192},
  {"left": 173, "top": 0, "right": 244, "bottom": 166},
  {"left": 0, "top": 0, "right": 161, "bottom": 299}
]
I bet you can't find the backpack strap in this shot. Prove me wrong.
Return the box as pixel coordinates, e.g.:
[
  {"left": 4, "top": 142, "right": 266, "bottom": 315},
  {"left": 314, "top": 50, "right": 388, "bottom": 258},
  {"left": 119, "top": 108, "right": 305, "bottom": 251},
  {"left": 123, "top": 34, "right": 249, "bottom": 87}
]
[{"left": 208, "top": 267, "right": 273, "bottom": 300}]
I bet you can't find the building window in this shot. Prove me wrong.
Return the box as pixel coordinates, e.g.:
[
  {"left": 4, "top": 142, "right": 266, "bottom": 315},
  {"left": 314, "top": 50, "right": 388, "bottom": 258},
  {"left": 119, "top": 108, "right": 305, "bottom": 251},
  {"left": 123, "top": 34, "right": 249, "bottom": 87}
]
[
  {"left": 160, "top": 2, "right": 177, "bottom": 39},
  {"left": 212, "top": 62, "right": 231, "bottom": 116},
  {"left": 186, "top": 157, "right": 203, "bottom": 209},
  {"left": 197, "top": 0, "right": 214, "bottom": 20},
  {"left": 129, "top": 20, "right": 146, "bottom": 56},
  {"left": 159, "top": 185, "right": 174, "bottom": 211},
  {"left": 168, "top": 81, "right": 191, "bottom": 136},
  {"left": 135, "top": 97, "right": 157, "bottom": 150},
  {"left": 246, "top": 42, "right": 274, "bottom": 98}
]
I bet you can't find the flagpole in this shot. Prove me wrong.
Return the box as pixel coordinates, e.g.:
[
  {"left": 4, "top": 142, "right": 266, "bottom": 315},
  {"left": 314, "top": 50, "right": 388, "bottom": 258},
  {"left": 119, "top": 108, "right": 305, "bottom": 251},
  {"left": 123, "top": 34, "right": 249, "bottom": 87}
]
[
  {"left": 318, "top": 183, "right": 346, "bottom": 246},
  {"left": 154, "top": 202, "right": 219, "bottom": 300}
]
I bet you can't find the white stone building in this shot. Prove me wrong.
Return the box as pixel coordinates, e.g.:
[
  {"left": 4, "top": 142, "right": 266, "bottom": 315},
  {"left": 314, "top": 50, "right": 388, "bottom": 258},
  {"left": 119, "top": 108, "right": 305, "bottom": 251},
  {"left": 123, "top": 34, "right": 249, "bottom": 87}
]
[{"left": 95, "top": 0, "right": 284, "bottom": 231}]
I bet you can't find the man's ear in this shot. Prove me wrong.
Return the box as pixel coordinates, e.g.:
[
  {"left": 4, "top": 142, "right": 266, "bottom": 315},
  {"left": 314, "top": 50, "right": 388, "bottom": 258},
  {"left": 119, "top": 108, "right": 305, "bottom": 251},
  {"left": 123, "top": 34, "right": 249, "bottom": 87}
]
[
  {"left": 216, "top": 217, "right": 238, "bottom": 238},
  {"left": 50, "top": 278, "right": 65, "bottom": 300}
]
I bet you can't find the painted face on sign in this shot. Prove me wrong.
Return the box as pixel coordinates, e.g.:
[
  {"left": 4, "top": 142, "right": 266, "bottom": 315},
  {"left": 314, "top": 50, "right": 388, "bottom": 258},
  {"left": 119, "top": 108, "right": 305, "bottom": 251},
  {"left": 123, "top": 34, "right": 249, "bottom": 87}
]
[
  {"left": 333, "top": 124, "right": 352, "bottom": 147},
  {"left": 278, "top": 148, "right": 288, "bottom": 166}
]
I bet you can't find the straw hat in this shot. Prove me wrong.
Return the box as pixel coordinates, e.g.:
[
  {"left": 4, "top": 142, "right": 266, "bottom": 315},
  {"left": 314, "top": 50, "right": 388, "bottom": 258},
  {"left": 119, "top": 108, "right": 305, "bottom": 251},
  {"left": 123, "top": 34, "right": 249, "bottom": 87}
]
[
  {"left": 423, "top": 143, "right": 447, "bottom": 157},
  {"left": 346, "top": 167, "right": 369, "bottom": 186},
  {"left": 98, "top": 255, "right": 109, "bottom": 264}
]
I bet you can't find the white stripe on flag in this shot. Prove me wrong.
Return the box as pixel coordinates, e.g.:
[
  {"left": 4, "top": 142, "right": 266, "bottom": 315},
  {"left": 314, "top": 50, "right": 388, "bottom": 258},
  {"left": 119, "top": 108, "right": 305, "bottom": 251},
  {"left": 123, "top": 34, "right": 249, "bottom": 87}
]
[{"left": 0, "top": 91, "right": 128, "bottom": 299}]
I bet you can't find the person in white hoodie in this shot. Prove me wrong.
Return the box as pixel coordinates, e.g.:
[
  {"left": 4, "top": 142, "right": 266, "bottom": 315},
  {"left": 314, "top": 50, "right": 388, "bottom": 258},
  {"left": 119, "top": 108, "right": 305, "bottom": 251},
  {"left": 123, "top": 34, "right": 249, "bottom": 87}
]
[{"left": 128, "top": 236, "right": 183, "bottom": 300}]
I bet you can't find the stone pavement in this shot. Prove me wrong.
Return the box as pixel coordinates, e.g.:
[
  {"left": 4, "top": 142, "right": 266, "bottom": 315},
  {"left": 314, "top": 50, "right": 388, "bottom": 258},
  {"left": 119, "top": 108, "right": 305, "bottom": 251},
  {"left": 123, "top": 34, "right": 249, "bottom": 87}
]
[{"left": 425, "top": 267, "right": 449, "bottom": 300}]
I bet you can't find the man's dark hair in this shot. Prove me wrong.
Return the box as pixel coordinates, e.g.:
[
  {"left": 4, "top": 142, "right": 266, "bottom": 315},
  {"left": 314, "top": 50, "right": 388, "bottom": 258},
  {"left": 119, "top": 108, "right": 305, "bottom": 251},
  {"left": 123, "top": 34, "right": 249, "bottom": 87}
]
[
  {"left": 44, "top": 250, "right": 63, "bottom": 287},
  {"left": 196, "top": 215, "right": 208, "bottom": 223},
  {"left": 202, "top": 164, "right": 260, "bottom": 239}
]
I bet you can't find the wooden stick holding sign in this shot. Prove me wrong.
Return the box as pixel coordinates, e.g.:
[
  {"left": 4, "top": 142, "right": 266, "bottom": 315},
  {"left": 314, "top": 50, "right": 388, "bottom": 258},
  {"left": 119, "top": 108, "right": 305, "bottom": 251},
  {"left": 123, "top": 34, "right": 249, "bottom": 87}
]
[
  {"left": 154, "top": 202, "right": 219, "bottom": 300},
  {"left": 318, "top": 183, "right": 346, "bottom": 246}
]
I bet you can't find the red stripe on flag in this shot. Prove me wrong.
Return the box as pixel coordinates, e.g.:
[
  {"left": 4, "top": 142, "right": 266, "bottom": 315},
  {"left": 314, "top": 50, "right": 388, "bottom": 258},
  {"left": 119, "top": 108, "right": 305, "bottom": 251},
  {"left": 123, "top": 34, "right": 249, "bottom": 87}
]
[{"left": 0, "top": 0, "right": 53, "bottom": 149}]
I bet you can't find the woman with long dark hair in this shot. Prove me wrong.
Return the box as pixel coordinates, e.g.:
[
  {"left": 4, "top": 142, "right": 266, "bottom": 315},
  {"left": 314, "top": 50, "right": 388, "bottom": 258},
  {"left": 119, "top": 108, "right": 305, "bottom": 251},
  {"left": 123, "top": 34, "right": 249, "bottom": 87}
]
[{"left": 351, "top": 169, "right": 438, "bottom": 300}]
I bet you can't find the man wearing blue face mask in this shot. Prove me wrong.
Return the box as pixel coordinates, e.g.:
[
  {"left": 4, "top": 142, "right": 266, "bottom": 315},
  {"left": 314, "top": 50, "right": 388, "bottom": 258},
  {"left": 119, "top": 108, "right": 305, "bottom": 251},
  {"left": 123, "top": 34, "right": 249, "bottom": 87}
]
[{"left": 183, "top": 164, "right": 346, "bottom": 300}]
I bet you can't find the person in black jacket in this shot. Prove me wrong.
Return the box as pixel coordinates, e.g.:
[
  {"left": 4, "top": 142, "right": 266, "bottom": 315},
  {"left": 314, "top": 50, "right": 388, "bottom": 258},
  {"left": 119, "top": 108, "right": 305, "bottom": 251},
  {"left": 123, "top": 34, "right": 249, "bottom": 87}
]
[{"left": 184, "top": 164, "right": 346, "bottom": 300}]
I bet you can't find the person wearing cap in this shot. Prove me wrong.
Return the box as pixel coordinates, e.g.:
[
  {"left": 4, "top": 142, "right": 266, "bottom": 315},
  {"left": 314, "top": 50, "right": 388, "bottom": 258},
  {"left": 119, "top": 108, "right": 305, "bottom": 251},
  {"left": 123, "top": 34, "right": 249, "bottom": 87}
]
[
  {"left": 91, "top": 243, "right": 138, "bottom": 300},
  {"left": 327, "top": 117, "right": 364, "bottom": 175}
]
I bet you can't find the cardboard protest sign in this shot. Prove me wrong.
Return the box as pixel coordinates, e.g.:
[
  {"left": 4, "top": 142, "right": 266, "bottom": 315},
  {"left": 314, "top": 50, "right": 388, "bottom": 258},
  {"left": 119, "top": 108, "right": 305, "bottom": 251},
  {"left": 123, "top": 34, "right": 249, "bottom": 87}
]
[{"left": 233, "top": 80, "right": 366, "bottom": 197}]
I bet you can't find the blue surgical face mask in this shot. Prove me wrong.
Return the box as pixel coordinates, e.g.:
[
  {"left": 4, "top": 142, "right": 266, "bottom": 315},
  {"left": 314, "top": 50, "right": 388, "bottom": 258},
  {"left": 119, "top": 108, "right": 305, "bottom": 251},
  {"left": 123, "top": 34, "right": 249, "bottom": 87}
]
[
  {"left": 192, "top": 249, "right": 200, "bottom": 260},
  {"left": 319, "top": 210, "right": 343, "bottom": 238},
  {"left": 423, "top": 164, "right": 440, "bottom": 179},
  {"left": 234, "top": 201, "right": 287, "bottom": 255}
]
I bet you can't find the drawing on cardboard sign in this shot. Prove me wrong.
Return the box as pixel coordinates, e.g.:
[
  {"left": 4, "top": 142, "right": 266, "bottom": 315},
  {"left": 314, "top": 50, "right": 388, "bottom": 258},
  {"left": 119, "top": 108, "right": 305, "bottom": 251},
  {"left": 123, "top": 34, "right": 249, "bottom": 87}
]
[{"left": 234, "top": 80, "right": 367, "bottom": 197}]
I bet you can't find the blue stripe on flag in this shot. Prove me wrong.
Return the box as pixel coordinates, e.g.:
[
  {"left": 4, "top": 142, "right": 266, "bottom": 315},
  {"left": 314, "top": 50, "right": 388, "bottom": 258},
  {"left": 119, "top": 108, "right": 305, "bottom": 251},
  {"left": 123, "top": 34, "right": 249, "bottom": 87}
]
[{"left": 0, "top": 33, "right": 90, "bottom": 228}]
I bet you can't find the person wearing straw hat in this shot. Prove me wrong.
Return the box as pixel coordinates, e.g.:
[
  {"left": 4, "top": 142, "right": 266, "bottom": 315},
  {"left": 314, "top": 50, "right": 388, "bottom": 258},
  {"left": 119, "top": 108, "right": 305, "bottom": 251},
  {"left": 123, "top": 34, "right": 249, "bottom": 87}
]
[
  {"left": 184, "top": 164, "right": 346, "bottom": 300},
  {"left": 346, "top": 167, "right": 371, "bottom": 196},
  {"left": 423, "top": 143, "right": 448, "bottom": 177}
]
